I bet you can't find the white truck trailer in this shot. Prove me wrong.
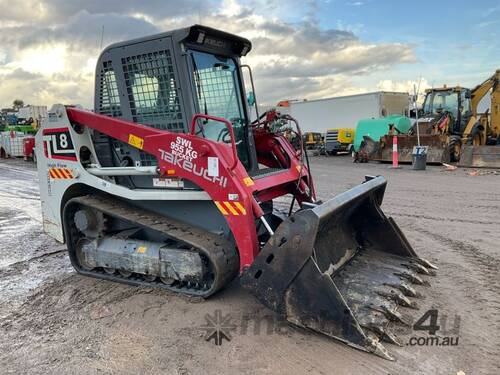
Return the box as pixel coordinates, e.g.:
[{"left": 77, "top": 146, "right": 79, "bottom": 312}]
[{"left": 277, "top": 91, "right": 409, "bottom": 133}]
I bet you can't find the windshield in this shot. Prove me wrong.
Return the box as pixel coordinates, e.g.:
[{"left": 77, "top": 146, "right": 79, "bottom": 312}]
[
  {"left": 423, "top": 91, "right": 459, "bottom": 117},
  {"left": 189, "top": 50, "right": 249, "bottom": 168}
]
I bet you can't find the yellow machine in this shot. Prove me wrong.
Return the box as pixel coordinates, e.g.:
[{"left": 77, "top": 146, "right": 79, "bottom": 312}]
[
  {"left": 325, "top": 128, "right": 355, "bottom": 155},
  {"left": 302, "top": 132, "right": 324, "bottom": 150},
  {"left": 459, "top": 70, "right": 500, "bottom": 167},
  {"left": 362, "top": 70, "right": 499, "bottom": 167}
]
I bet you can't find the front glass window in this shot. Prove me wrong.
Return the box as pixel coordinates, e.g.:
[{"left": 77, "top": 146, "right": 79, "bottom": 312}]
[
  {"left": 423, "top": 91, "right": 459, "bottom": 117},
  {"left": 460, "top": 89, "right": 471, "bottom": 115},
  {"left": 189, "top": 50, "right": 249, "bottom": 168}
]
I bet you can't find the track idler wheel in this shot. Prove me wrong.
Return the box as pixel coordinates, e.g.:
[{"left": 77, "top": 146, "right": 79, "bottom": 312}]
[
  {"left": 160, "top": 277, "right": 175, "bottom": 286},
  {"left": 118, "top": 270, "right": 132, "bottom": 278},
  {"left": 75, "top": 238, "right": 95, "bottom": 271}
]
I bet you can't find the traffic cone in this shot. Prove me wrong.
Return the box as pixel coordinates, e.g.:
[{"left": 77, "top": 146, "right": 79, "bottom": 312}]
[{"left": 391, "top": 135, "right": 399, "bottom": 168}]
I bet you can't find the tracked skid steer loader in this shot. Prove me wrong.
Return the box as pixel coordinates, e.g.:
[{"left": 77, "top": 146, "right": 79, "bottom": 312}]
[{"left": 36, "top": 25, "right": 436, "bottom": 360}]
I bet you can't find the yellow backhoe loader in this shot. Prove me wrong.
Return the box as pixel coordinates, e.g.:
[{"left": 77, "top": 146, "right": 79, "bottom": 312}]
[
  {"left": 459, "top": 69, "right": 500, "bottom": 167},
  {"left": 360, "top": 70, "right": 500, "bottom": 168}
]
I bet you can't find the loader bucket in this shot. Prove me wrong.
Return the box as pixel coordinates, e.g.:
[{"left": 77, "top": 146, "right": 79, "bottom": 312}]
[
  {"left": 458, "top": 145, "right": 500, "bottom": 168},
  {"left": 374, "top": 134, "right": 448, "bottom": 164},
  {"left": 241, "top": 176, "right": 436, "bottom": 360}
]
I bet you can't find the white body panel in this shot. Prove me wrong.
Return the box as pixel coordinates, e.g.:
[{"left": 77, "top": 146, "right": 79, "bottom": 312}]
[
  {"left": 280, "top": 92, "right": 409, "bottom": 133},
  {"left": 36, "top": 104, "right": 210, "bottom": 244}
]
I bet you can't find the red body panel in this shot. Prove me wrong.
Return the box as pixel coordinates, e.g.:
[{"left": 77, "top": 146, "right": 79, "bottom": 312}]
[
  {"left": 66, "top": 108, "right": 314, "bottom": 271},
  {"left": 23, "top": 137, "right": 35, "bottom": 158}
]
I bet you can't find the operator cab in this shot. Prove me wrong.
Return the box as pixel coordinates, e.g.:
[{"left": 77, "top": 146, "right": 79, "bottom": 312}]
[
  {"left": 94, "top": 25, "right": 258, "bottom": 188},
  {"left": 422, "top": 87, "right": 472, "bottom": 134}
]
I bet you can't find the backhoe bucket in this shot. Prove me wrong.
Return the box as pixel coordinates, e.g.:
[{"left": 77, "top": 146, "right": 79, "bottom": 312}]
[
  {"left": 374, "top": 134, "right": 448, "bottom": 164},
  {"left": 241, "top": 176, "right": 436, "bottom": 360},
  {"left": 458, "top": 145, "right": 500, "bottom": 168}
]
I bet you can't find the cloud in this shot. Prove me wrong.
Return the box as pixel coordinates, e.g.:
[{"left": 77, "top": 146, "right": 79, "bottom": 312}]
[
  {"left": 377, "top": 78, "right": 431, "bottom": 103},
  {"left": 0, "top": 68, "right": 93, "bottom": 108},
  {"left": 347, "top": 1, "right": 365, "bottom": 6},
  {"left": 0, "top": 11, "right": 160, "bottom": 50},
  {"left": 0, "top": 0, "right": 209, "bottom": 23},
  {"left": 0, "top": 0, "right": 418, "bottom": 108}
]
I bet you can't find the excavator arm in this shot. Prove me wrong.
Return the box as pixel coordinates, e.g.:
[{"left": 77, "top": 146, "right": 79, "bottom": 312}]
[
  {"left": 470, "top": 70, "right": 500, "bottom": 117},
  {"left": 465, "top": 69, "right": 500, "bottom": 138},
  {"left": 459, "top": 70, "right": 500, "bottom": 167}
]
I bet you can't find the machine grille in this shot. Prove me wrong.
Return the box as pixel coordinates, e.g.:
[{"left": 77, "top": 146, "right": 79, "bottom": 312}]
[
  {"left": 121, "top": 50, "right": 184, "bottom": 132},
  {"left": 326, "top": 130, "right": 339, "bottom": 142},
  {"left": 120, "top": 50, "right": 184, "bottom": 166},
  {"left": 98, "top": 61, "right": 122, "bottom": 117}
]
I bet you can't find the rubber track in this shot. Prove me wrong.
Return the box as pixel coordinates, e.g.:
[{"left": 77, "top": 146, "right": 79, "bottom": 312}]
[{"left": 63, "top": 194, "right": 239, "bottom": 298}]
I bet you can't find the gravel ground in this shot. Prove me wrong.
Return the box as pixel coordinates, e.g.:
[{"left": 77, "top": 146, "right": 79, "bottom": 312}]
[{"left": 0, "top": 156, "right": 499, "bottom": 375}]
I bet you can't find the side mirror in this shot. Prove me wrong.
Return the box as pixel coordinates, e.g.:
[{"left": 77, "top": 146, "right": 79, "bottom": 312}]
[
  {"left": 464, "top": 90, "right": 471, "bottom": 99},
  {"left": 247, "top": 91, "right": 255, "bottom": 107}
]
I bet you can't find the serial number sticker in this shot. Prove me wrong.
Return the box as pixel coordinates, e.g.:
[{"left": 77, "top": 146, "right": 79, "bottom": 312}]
[
  {"left": 153, "top": 177, "right": 184, "bottom": 188},
  {"left": 207, "top": 157, "right": 219, "bottom": 177},
  {"left": 128, "top": 134, "right": 144, "bottom": 150}
]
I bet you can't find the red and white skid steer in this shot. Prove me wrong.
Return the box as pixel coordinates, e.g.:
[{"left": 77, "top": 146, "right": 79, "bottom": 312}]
[{"left": 36, "top": 25, "right": 436, "bottom": 360}]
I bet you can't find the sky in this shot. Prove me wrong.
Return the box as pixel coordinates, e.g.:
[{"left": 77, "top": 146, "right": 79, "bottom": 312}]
[{"left": 0, "top": 0, "right": 498, "bottom": 109}]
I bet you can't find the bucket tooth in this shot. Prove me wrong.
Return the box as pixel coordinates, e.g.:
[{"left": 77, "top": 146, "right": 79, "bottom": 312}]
[
  {"left": 415, "top": 257, "right": 438, "bottom": 270},
  {"left": 404, "top": 262, "right": 435, "bottom": 276},
  {"left": 377, "top": 290, "right": 418, "bottom": 309},
  {"left": 374, "top": 306, "right": 412, "bottom": 326},
  {"left": 394, "top": 271, "right": 426, "bottom": 285},
  {"left": 362, "top": 323, "right": 402, "bottom": 346},
  {"left": 365, "top": 337, "right": 394, "bottom": 361},
  {"left": 385, "top": 282, "right": 420, "bottom": 298}
]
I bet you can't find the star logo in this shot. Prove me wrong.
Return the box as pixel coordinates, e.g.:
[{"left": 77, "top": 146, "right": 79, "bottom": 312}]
[{"left": 200, "top": 309, "right": 237, "bottom": 345}]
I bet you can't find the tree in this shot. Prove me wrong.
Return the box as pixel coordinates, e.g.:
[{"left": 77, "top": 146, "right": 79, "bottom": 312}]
[{"left": 13, "top": 99, "right": 24, "bottom": 110}]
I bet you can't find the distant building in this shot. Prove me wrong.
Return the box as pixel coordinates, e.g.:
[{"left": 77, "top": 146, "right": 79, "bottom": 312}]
[{"left": 17, "top": 105, "right": 48, "bottom": 121}]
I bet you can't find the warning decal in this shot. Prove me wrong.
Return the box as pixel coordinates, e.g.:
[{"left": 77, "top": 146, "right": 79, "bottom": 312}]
[
  {"left": 49, "top": 168, "right": 75, "bottom": 179},
  {"left": 42, "top": 128, "right": 77, "bottom": 161}
]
